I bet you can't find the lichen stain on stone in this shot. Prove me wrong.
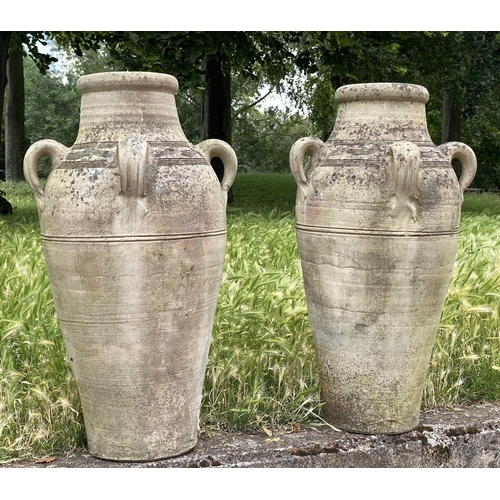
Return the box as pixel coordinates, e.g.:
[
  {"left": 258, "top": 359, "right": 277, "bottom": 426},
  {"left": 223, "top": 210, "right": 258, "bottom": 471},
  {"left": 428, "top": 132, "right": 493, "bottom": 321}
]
[{"left": 445, "top": 426, "right": 480, "bottom": 437}]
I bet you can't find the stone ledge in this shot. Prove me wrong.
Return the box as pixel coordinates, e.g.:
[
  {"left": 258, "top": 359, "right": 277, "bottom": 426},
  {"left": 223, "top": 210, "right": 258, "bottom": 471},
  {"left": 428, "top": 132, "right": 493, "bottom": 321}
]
[{"left": 3, "top": 402, "right": 500, "bottom": 468}]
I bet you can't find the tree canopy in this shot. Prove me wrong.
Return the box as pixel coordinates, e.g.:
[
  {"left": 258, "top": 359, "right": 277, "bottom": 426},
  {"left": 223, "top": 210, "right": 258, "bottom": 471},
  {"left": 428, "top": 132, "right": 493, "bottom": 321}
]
[
  {"left": 3, "top": 31, "right": 500, "bottom": 189},
  {"left": 52, "top": 31, "right": 299, "bottom": 87}
]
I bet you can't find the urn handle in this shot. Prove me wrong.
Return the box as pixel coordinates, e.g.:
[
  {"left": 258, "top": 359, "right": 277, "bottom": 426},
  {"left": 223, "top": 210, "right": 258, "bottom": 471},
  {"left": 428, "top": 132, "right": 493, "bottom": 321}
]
[
  {"left": 437, "top": 142, "right": 477, "bottom": 203},
  {"left": 289, "top": 137, "right": 327, "bottom": 196},
  {"left": 116, "top": 137, "right": 149, "bottom": 233},
  {"left": 23, "top": 139, "right": 69, "bottom": 212},
  {"left": 195, "top": 139, "right": 238, "bottom": 205},
  {"left": 386, "top": 141, "right": 421, "bottom": 222}
]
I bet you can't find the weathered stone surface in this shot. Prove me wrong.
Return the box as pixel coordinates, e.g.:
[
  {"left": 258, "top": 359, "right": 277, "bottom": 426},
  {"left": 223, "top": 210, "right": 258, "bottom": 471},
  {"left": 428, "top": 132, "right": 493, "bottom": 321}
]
[
  {"left": 22, "top": 72, "right": 238, "bottom": 461},
  {"left": 4, "top": 403, "right": 499, "bottom": 468},
  {"left": 290, "top": 83, "right": 477, "bottom": 435}
]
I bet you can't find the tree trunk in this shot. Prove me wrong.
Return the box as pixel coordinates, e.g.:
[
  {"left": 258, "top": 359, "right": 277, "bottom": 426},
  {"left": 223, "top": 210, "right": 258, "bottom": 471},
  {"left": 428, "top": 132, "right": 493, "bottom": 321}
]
[
  {"left": 0, "top": 32, "right": 11, "bottom": 177},
  {"left": 441, "top": 91, "right": 462, "bottom": 179},
  {"left": 5, "top": 42, "right": 26, "bottom": 182},
  {"left": 441, "top": 91, "right": 461, "bottom": 143},
  {"left": 201, "top": 50, "right": 234, "bottom": 204}
]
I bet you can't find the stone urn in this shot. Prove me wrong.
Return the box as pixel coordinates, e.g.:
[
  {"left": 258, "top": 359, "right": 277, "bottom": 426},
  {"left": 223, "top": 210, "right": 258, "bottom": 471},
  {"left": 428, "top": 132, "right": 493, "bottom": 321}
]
[
  {"left": 289, "top": 82, "right": 476, "bottom": 434},
  {"left": 23, "top": 72, "right": 238, "bottom": 461}
]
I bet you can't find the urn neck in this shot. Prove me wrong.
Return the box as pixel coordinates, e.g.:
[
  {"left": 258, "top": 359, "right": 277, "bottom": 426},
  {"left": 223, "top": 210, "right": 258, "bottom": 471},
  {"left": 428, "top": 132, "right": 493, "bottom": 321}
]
[
  {"left": 75, "top": 72, "right": 187, "bottom": 143},
  {"left": 330, "top": 83, "right": 434, "bottom": 144}
]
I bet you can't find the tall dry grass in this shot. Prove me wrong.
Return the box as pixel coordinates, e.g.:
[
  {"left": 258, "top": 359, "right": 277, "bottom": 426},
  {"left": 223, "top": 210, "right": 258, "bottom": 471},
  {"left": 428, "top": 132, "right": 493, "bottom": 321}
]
[{"left": 1, "top": 177, "right": 499, "bottom": 461}]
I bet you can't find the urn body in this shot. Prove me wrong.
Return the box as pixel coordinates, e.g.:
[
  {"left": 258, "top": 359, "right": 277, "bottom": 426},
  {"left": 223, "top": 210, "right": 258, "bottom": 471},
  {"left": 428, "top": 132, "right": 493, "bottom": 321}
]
[
  {"left": 24, "top": 72, "right": 238, "bottom": 460},
  {"left": 290, "top": 83, "right": 476, "bottom": 434}
]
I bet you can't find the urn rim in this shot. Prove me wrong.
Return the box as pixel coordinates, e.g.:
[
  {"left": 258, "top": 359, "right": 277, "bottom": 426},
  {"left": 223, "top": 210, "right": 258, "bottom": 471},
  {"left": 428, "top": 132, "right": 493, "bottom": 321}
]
[
  {"left": 77, "top": 71, "right": 179, "bottom": 94},
  {"left": 335, "top": 82, "right": 429, "bottom": 104}
]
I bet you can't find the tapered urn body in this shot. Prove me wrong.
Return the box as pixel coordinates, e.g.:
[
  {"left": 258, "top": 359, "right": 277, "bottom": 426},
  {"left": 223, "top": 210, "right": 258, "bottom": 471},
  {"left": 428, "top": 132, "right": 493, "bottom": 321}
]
[
  {"left": 290, "top": 83, "right": 476, "bottom": 434},
  {"left": 24, "top": 72, "right": 238, "bottom": 460}
]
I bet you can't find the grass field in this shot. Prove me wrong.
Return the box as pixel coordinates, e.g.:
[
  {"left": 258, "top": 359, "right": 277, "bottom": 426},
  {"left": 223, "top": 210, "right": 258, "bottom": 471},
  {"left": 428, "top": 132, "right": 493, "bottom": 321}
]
[{"left": 1, "top": 173, "right": 500, "bottom": 461}]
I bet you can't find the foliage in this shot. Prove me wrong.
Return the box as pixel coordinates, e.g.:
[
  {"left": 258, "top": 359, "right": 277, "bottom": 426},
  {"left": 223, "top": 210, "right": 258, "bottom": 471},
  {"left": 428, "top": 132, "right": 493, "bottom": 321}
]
[
  {"left": 398, "top": 32, "right": 500, "bottom": 118},
  {"left": 66, "top": 45, "right": 126, "bottom": 76},
  {"left": 10, "top": 32, "right": 57, "bottom": 74},
  {"left": 22, "top": 58, "right": 80, "bottom": 178},
  {"left": 295, "top": 31, "right": 405, "bottom": 85},
  {"left": 424, "top": 32, "right": 500, "bottom": 188},
  {"left": 302, "top": 74, "right": 338, "bottom": 142},
  {"left": 233, "top": 105, "right": 314, "bottom": 173},
  {"left": 24, "top": 58, "right": 80, "bottom": 148},
  {"left": 175, "top": 89, "right": 202, "bottom": 144},
  {"left": 1, "top": 32, "right": 57, "bottom": 140},
  {"left": 461, "top": 88, "right": 500, "bottom": 189},
  {"left": 52, "top": 32, "right": 300, "bottom": 90},
  {"left": 231, "top": 75, "right": 314, "bottom": 172}
]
